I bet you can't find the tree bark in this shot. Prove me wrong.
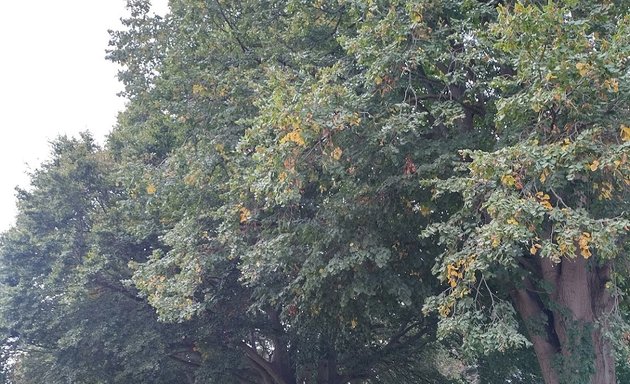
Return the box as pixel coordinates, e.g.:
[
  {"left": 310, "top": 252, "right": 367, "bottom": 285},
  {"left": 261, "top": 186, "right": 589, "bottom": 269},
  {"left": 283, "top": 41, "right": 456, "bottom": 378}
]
[
  {"left": 512, "top": 256, "right": 616, "bottom": 384},
  {"left": 511, "top": 285, "right": 560, "bottom": 384}
]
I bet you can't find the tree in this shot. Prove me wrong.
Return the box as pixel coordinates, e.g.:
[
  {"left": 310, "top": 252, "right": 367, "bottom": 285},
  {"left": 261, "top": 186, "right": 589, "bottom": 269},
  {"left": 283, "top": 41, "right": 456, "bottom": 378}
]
[
  {"left": 423, "top": 2, "right": 629, "bottom": 383},
  {"left": 2, "top": 0, "right": 627, "bottom": 383},
  {"left": 0, "top": 134, "right": 199, "bottom": 383},
  {"left": 229, "top": 0, "right": 629, "bottom": 382},
  {"left": 107, "top": 0, "right": 459, "bottom": 383}
]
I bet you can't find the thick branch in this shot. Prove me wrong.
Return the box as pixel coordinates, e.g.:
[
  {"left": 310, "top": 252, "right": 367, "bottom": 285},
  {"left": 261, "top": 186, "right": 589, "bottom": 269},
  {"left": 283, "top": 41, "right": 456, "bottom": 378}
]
[
  {"left": 241, "top": 342, "right": 290, "bottom": 384},
  {"left": 93, "top": 276, "right": 146, "bottom": 303},
  {"left": 511, "top": 278, "right": 560, "bottom": 384}
]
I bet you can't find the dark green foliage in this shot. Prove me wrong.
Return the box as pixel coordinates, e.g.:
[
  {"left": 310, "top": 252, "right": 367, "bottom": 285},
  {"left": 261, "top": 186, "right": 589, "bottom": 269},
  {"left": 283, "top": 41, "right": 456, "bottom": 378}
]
[{"left": 1, "top": 1, "right": 628, "bottom": 383}]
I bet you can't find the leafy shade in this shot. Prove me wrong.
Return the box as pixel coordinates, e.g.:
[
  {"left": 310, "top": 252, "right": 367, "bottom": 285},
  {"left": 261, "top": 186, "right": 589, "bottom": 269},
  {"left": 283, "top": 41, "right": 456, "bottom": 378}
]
[{"left": 1, "top": 1, "right": 628, "bottom": 384}]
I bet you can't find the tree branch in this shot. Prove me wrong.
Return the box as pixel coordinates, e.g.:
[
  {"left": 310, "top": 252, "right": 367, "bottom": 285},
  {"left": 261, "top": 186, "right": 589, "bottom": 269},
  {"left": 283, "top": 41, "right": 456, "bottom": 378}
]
[{"left": 240, "top": 342, "right": 289, "bottom": 384}]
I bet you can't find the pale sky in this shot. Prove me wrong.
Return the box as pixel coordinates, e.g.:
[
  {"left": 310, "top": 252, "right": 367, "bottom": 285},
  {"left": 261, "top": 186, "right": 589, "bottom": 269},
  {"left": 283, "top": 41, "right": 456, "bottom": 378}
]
[{"left": 0, "top": 1, "right": 168, "bottom": 231}]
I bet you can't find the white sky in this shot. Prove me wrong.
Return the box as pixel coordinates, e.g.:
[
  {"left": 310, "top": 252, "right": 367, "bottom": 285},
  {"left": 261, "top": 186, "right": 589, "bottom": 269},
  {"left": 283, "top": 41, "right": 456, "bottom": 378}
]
[{"left": 0, "top": 0, "right": 168, "bottom": 231}]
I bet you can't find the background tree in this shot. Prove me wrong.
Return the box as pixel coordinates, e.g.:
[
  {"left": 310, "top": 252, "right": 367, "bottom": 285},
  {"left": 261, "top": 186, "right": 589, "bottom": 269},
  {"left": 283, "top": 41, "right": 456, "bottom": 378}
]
[{"left": 0, "top": 135, "right": 203, "bottom": 383}]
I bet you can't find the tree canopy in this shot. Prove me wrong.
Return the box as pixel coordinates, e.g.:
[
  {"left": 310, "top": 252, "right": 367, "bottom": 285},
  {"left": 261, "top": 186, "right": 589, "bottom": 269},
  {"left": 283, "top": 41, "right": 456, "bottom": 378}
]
[{"left": 0, "top": 1, "right": 628, "bottom": 384}]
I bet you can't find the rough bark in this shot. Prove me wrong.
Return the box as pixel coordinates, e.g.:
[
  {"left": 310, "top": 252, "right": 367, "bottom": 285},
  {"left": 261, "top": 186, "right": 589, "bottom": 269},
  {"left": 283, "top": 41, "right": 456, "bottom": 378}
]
[
  {"left": 511, "top": 285, "right": 561, "bottom": 384},
  {"left": 512, "top": 256, "right": 616, "bottom": 384}
]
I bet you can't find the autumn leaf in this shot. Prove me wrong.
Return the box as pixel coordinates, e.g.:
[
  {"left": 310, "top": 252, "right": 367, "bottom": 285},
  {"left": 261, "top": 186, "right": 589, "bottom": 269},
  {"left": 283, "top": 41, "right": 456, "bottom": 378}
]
[
  {"left": 192, "top": 83, "right": 206, "bottom": 95},
  {"left": 146, "top": 183, "right": 157, "bottom": 195},
  {"left": 491, "top": 235, "right": 500, "bottom": 248},
  {"left": 438, "top": 304, "right": 452, "bottom": 317},
  {"left": 348, "top": 113, "right": 361, "bottom": 127},
  {"left": 239, "top": 206, "right": 251, "bottom": 223},
  {"left": 446, "top": 264, "right": 459, "bottom": 288},
  {"left": 501, "top": 174, "right": 516, "bottom": 187},
  {"left": 604, "top": 78, "right": 619, "bottom": 93},
  {"left": 575, "top": 62, "right": 589, "bottom": 77},
  {"left": 539, "top": 168, "right": 549, "bottom": 183},
  {"left": 621, "top": 124, "right": 630, "bottom": 142},
  {"left": 598, "top": 182, "right": 613, "bottom": 200},
  {"left": 331, "top": 147, "right": 343, "bottom": 161},
  {"left": 535, "top": 192, "right": 553, "bottom": 210},
  {"left": 589, "top": 159, "right": 600, "bottom": 171},
  {"left": 530, "top": 243, "right": 542, "bottom": 255},
  {"left": 578, "top": 232, "right": 592, "bottom": 259},
  {"left": 506, "top": 217, "right": 519, "bottom": 225},
  {"left": 403, "top": 157, "right": 417, "bottom": 175},
  {"left": 280, "top": 129, "right": 306, "bottom": 146}
]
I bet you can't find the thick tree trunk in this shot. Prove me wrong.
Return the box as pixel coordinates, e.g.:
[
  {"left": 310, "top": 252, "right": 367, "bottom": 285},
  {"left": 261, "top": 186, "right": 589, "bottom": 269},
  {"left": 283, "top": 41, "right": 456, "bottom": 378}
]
[
  {"left": 512, "top": 256, "right": 616, "bottom": 384},
  {"left": 512, "top": 286, "right": 561, "bottom": 384}
]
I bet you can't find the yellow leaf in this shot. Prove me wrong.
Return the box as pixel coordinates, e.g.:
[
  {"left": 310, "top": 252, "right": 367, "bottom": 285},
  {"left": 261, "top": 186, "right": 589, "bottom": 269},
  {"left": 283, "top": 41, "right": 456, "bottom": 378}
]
[
  {"left": 346, "top": 113, "right": 361, "bottom": 127},
  {"left": 621, "top": 124, "right": 630, "bottom": 142},
  {"left": 540, "top": 200, "right": 553, "bottom": 210},
  {"left": 239, "top": 206, "right": 251, "bottom": 223},
  {"left": 558, "top": 241, "right": 568, "bottom": 254},
  {"left": 146, "top": 184, "right": 157, "bottom": 195},
  {"left": 578, "top": 232, "right": 592, "bottom": 259},
  {"left": 501, "top": 174, "right": 516, "bottom": 187},
  {"left": 540, "top": 168, "right": 549, "bottom": 183},
  {"left": 280, "top": 128, "right": 306, "bottom": 147},
  {"left": 438, "top": 304, "right": 451, "bottom": 317},
  {"left": 535, "top": 192, "right": 553, "bottom": 210},
  {"left": 604, "top": 78, "right": 619, "bottom": 93},
  {"left": 331, "top": 147, "right": 343, "bottom": 161},
  {"left": 530, "top": 243, "right": 541, "bottom": 255},
  {"left": 491, "top": 236, "right": 500, "bottom": 248},
  {"left": 589, "top": 159, "right": 600, "bottom": 171},
  {"left": 507, "top": 217, "right": 518, "bottom": 225},
  {"left": 184, "top": 174, "right": 196, "bottom": 186},
  {"left": 575, "top": 62, "right": 589, "bottom": 77},
  {"left": 599, "top": 182, "right": 613, "bottom": 200},
  {"left": 350, "top": 318, "right": 358, "bottom": 329},
  {"left": 192, "top": 83, "right": 206, "bottom": 95}
]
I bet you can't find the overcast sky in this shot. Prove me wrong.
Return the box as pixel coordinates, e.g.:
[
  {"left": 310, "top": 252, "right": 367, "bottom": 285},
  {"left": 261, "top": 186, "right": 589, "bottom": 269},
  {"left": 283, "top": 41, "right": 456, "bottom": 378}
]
[{"left": 0, "top": 1, "right": 167, "bottom": 231}]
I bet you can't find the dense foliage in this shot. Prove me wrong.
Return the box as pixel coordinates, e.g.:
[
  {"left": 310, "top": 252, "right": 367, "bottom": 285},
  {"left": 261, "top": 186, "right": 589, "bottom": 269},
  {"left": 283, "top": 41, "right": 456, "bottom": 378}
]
[{"left": 0, "top": 1, "right": 628, "bottom": 383}]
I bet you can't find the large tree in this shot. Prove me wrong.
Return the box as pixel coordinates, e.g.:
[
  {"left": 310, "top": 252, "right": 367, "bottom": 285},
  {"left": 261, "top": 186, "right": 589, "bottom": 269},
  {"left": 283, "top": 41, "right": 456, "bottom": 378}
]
[
  {"left": 422, "top": 2, "right": 629, "bottom": 383},
  {"left": 0, "top": 134, "right": 198, "bottom": 383},
  {"left": 105, "top": 0, "right": 456, "bottom": 383},
  {"left": 229, "top": 0, "right": 629, "bottom": 382},
  {"left": 1, "top": 0, "right": 627, "bottom": 383}
]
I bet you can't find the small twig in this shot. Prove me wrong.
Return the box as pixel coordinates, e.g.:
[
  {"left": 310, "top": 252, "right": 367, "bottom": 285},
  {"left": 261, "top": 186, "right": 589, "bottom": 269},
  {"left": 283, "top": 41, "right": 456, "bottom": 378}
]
[{"left": 549, "top": 186, "right": 569, "bottom": 208}]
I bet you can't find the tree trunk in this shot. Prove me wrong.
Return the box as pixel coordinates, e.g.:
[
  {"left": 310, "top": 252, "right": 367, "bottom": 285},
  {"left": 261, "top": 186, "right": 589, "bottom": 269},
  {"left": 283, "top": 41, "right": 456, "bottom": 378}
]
[{"left": 512, "top": 256, "right": 616, "bottom": 384}]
